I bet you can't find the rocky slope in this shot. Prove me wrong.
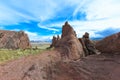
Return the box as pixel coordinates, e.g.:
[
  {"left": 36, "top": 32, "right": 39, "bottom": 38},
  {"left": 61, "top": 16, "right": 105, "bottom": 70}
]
[
  {"left": 0, "top": 30, "right": 31, "bottom": 49},
  {"left": 96, "top": 32, "right": 120, "bottom": 54}
]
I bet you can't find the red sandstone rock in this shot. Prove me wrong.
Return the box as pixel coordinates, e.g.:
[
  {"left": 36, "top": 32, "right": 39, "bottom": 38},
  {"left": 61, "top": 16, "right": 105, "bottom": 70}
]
[
  {"left": 56, "top": 21, "right": 85, "bottom": 60},
  {"left": 79, "top": 32, "right": 98, "bottom": 56},
  {"left": 96, "top": 32, "right": 120, "bottom": 54},
  {"left": 50, "top": 36, "right": 57, "bottom": 48},
  {"left": 49, "top": 35, "right": 60, "bottom": 48},
  {"left": 51, "top": 53, "right": 120, "bottom": 80},
  {"left": 0, "top": 30, "right": 31, "bottom": 49}
]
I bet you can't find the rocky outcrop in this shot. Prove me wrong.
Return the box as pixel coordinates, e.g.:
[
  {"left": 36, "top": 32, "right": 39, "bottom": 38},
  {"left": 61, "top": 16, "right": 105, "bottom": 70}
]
[
  {"left": 0, "top": 30, "right": 31, "bottom": 49},
  {"left": 50, "top": 35, "right": 60, "bottom": 48},
  {"left": 79, "top": 32, "right": 98, "bottom": 56},
  {"left": 61, "top": 21, "right": 77, "bottom": 38},
  {"left": 96, "top": 32, "right": 120, "bottom": 54},
  {"left": 55, "top": 21, "right": 85, "bottom": 60},
  {"left": 50, "top": 22, "right": 99, "bottom": 60},
  {"left": 49, "top": 53, "right": 120, "bottom": 80}
]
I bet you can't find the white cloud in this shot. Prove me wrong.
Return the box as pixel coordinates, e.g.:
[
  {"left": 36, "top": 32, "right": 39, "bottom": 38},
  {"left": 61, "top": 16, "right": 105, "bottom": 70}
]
[
  {"left": 0, "top": 0, "right": 120, "bottom": 23},
  {"left": 25, "top": 31, "right": 53, "bottom": 41},
  {"left": 68, "top": 17, "right": 120, "bottom": 38},
  {"left": 0, "top": 0, "right": 57, "bottom": 25},
  {"left": 44, "top": 17, "right": 120, "bottom": 38},
  {"left": 37, "top": 23, "right": 59, "bottom": 31},
  {"left": 0, "top": 0, "right": 84, "bottom": 25},
  {"left": 74, "top": 0, "right": 120, "bottom": 20}
]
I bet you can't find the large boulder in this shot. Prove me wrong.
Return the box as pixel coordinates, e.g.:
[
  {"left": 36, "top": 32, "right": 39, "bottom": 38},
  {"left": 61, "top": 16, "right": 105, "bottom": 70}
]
[
  {"left": 0, "top": 30, "right": 31, "bottom": 49},
  {"left": 55, "top": 21, "right": 85, "bottom": 60},
  {"left": 96, "top": 32, "right": 120, "bottom": 54}
]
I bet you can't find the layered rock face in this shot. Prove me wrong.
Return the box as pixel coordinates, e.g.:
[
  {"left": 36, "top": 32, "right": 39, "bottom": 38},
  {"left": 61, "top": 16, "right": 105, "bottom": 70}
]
[
  {"left": 0, "top": 30, "right": 31, "bottom": 49},
  {"left": 96, "top": 32, "right": 120, "bottom": 53},
  {"left": 55, "top": 22, "right": 85, "bottom": 60}
]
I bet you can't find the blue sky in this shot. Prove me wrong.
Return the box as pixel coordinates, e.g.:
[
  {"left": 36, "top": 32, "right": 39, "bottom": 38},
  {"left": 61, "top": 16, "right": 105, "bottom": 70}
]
[{"left": 0, "top": 0, "right": 120, "bottom": 41}]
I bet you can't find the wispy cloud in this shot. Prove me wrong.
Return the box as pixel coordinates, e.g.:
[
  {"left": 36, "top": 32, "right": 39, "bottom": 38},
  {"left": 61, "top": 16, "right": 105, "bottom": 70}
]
[
  {"left": 25, "top": 31, "right": 53, "bottom": 41},
  {"left": 37, "top": 24, "right": 59, "bottom": 31},
  {"left": 75, "top": 0, "right": 120, "bottom": 20},
  {"left": 69, "top": 17, "right": 120, "bottom": 37}
]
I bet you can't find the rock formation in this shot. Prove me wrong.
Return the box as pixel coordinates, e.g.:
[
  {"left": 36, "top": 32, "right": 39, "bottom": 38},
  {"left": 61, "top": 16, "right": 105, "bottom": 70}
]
[
  {"left": 0, "top": 30, "right": 31, "bottom": 49},
  {"left": 49, "top": 35, "right": 60, "bottom": 48},
  {"left": 79, "top": 32, "right": 98, "bottom": 56},
  {"left": 50, "top": 22, "right": 98, "bottom": 60},
  {"left": 55, "top": 21, "right": 85, "bottom": 60},
  {"left": 96, "top": 32, "right": 120, "bottom": 54},
  {"left": 61, "top": 21, "right": 77, "bottom": 38}
]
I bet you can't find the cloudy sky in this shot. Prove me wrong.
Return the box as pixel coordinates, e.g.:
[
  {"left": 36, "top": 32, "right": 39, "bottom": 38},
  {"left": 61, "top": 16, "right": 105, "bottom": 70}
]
[{"left": 0, "top": 0, "right": 120, "bottom": 41}]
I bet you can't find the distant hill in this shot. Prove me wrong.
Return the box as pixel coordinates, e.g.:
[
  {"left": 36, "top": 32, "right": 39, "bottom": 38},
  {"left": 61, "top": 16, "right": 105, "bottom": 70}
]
[{"left": 30, "top": 40, "right": 51, "bottom": 44}]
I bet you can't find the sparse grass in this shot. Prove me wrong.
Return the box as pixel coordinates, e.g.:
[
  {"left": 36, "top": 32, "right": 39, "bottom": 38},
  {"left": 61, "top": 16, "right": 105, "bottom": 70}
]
[{"left": 0, "top": 44, "right": 51, "bottom": 64}]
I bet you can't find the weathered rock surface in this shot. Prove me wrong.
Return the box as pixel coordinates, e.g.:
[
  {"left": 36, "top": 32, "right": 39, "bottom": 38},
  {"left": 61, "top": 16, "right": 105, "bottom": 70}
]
[
  {"left": 79, "top": 32, "right": 98, "bottom": 56},
  {"left": 0, "top": 30, "right": 31, "bottom": 49},
  {"left": 55, "top": 21, "right": 85, "bottom": 60},
  {"left": 96, "top": 32, "right": 120, "bottom": 54},
  {"left": 49, "top": 35, "right": 60, "bottom": 48},
  {"left": 51, "top": 53, "right": 120, "bottom": 80}
]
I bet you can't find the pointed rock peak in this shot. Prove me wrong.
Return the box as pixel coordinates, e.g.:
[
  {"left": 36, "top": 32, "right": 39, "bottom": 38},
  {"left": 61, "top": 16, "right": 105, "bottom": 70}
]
[
  {"left": 63, "top": 21, "right": 71, "bottom": 27},
  {"left": 62, "top": 21, "right": 76, "bottom": 38},
  {"left": 65, "top": 21, "right": 69, "bottom": 25},
  {"left": 83, "top": 32, "right": 89, "bottom": 38}
]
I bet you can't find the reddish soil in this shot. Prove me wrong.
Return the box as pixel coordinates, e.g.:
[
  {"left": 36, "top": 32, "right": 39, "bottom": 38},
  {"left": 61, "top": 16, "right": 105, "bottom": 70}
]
[
  {"left": 0, "top": 50, "right": 120, "bottom": 80},
  {"left": 0, "top": 50, "right": 61, "bottom": 80}
]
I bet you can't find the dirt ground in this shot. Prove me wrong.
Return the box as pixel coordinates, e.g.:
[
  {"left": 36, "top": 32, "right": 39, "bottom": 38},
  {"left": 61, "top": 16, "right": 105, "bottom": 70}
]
[{"left": 0, "top": 50, "right": 120, "bottom": 80}]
